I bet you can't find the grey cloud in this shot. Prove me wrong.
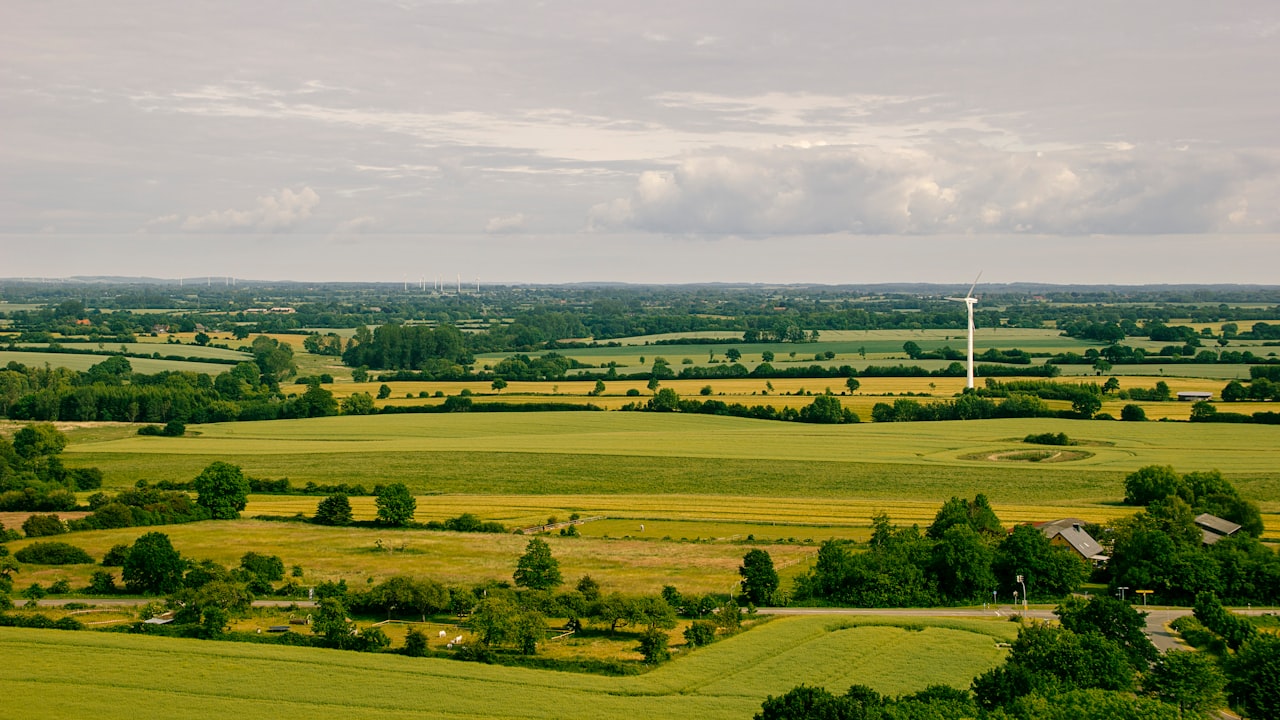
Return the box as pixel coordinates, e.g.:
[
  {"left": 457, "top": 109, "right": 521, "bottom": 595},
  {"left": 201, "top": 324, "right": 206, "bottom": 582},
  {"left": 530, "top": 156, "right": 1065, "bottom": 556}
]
[{"left": 589, "top": 144, "right": 1280, "bottom": 236}]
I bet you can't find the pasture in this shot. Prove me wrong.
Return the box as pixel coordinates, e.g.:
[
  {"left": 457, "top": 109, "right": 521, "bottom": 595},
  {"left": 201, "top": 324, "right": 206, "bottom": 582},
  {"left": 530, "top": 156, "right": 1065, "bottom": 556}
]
[
  {"left": 4, "top": 519, "right": 818, "bottom": 593},
  {"left": 0, "top": 616, "right": 1015, "bottom": 720},
  {"left": 63, "top": 413, "right": 1280, "bottom": 504},
  {"left": 0, "top": 351, "right": 233, "bottom": 376}
]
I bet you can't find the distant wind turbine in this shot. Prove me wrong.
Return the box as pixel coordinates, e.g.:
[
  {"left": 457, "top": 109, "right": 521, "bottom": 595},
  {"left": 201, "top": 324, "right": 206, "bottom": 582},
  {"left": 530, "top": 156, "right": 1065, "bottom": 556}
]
[{"left": 947, "top": 272, "right": 982, "bottom": 390}]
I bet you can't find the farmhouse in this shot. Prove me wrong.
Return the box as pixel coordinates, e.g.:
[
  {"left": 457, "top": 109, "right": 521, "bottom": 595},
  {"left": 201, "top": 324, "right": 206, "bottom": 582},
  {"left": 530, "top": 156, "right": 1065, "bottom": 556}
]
[
  {"left": 1194, "top": 513, "right": 1241, "bottom": 545},
  {"left": 1177, "top": 391, "right": 1213, "bottom": 402},
  {"left": 1035, "top": 518, "right": 1108, "bottom": 564}
]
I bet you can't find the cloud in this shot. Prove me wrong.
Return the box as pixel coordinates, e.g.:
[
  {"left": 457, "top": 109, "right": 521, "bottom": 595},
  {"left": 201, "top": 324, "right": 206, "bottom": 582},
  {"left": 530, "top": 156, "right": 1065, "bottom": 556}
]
[
  {"left": 485, "top": 212, "right": 527, "bottom": 233},
  {"left": 175, "top": 187, "right": 320, "bottom": 232},
  {"left": 334, "top": 215, "right": 377, "bottom": 233},
  {"left": 588, "top": 143, "right": 1280, "bottom": 236}
]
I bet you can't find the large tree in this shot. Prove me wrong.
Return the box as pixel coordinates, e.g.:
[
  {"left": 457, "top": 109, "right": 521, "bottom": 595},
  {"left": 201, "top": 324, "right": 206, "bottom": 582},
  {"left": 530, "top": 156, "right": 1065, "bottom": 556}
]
[
  {"left": 122, "top": 532, "right": 184, "bottom": 594},
  {"left": 192, "top": 461, "right": 250, "bottom": 520},
  {"left": 314, "top": 493, "right": 353, "bottom": 526},
  {"left": 513, "top": 538, "right": 562, "bottom": 590},
  {"left": 739, "top": 549, "right": 780, "bottom": 605},
  {"left": 374, "top": 483, "right": 416, "bottom": 526}
]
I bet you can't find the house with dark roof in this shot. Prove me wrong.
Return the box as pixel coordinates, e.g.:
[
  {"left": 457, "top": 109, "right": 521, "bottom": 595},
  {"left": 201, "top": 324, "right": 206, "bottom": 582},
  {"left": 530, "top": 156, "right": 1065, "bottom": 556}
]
[
  {"left": 1035, "top": 518, "right": 1109, "bottom": 564},
  {"left": 1194, "top": 513, "right": 1241, "bottom": 545}
]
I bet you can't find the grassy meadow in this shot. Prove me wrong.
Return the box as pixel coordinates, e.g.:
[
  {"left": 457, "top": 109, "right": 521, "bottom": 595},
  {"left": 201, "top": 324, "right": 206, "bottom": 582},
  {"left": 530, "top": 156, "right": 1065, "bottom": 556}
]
[
  {"left": 62, "top": 413, "right": 1280, "bottom": 506},
  {"left": 0, "top": 616, "right": 1016, "bottom": 720}
]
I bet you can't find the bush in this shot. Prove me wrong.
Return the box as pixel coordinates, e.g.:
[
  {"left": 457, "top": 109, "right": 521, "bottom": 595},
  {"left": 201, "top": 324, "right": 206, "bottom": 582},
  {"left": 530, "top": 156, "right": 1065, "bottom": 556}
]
[
  {"left": 87, "top": 570, "right": 118, "bottom": 595},
  {"left": 15, "top": 541, "right": 95, "bottom": 565},
  {"left": 22, "top": 514, "right": 67, "bottom": 538},
  {"left": 102, "top": 543, "right": 131, "bottom": 566},
  {"left": 1120, "top": 404, "right": 1147, "bottom": 422},
  {"left": 683, "top": 620, "right": 717, "bottom": 647}
]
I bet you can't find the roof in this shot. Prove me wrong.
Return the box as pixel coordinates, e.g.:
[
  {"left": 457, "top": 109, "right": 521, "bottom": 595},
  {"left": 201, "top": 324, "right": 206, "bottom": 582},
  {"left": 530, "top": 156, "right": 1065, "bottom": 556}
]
[
  {"left": 1035, "top": 518, "right": 1108, "bottom": 561},
  {"left": 1177, "top": 391, "right": 1213, "bottom": 400},
  {"left": 1195, "top": 513, "right": 1241, "bottom": 543}
]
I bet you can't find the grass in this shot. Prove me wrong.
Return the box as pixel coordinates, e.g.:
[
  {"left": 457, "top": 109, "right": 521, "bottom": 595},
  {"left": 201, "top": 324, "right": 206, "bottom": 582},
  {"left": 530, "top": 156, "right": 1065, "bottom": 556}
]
[
  {"left": 0, "top": 614, "right": 1014, "bottom": 719},
  {"left": 62, "top": 413, "right": 1280, "bottom": 506},
  {"left": 0, "top": 351, "right": 233, "bottom": 375},
  {"left": 3, "top": 519, "right": 818, "bottom": 593}
]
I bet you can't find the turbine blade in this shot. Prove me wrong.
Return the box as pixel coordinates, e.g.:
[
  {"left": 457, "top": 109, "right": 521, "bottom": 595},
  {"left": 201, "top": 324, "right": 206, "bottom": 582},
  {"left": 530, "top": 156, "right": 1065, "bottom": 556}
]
[{"left": 966, "top": 270, "right": 982, "bottom": 299}]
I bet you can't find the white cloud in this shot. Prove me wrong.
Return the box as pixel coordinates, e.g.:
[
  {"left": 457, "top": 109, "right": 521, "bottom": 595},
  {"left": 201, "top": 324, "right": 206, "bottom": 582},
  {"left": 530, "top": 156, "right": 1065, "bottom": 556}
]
[
  {"left": 589, "top": 143, "right": 1280, "bottom": 236},
  {"left": 177, "top": 187, "right": 320, "bottom": 232},
  {"left": 485, "top": 212, "right": 527, "bottom": 233}
]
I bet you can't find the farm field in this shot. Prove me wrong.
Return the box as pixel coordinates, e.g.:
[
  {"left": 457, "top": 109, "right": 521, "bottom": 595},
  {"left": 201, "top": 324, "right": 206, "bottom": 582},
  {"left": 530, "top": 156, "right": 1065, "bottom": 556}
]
[
  {"left": 17, "top": 341, "right": 249, "bottom": 361},
  {"left": 0, "top": 616, "right": 1016, "bottom": 720},
  {"left": 62, "top": 412, "right": 1280, "bottom": 503},
  {"left": 4, "top": 519, "right": 819, "bottom": 592},
  {"left": 0, "top": 351, "right": 232, "bottom": 375}
]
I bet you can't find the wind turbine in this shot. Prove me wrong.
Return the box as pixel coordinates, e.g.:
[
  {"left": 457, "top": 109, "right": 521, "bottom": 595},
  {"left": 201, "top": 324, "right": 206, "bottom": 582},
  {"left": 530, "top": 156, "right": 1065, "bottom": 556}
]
[{"left": 947, "top": 272, "right": 982, "bottom": 390}]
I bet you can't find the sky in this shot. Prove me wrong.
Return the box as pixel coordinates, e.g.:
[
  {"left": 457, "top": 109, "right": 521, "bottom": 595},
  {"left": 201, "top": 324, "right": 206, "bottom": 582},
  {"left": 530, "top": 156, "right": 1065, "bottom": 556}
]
[{"left": 3, "top": 0, "right": 1278, "bottom": 285}]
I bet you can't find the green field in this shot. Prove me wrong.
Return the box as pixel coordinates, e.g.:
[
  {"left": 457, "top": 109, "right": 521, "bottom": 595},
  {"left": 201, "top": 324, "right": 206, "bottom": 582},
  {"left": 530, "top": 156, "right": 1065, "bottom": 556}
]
[
  {"left": 0, "top": 351, "right": 234, "bottom": 375},
  {"left": 0, "top": 616, "right": 1015, "bottom": 720},
  {"left": 62, "top": 413, "right": 1280, "bottom": 509}
]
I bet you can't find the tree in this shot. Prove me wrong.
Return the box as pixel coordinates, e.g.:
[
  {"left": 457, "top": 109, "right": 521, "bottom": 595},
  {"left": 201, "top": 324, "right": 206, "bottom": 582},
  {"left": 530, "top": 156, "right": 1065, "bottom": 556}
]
[
  {"left": 994, "top": 524, "right": 1086, "bottom": 599},
  {"left": 314, "top": 493, "right": 353, "bottom": 526},
  {"left": 1071, "top": 392, "right": 1102, "bottom": 418},
  {"left": 239, "top": 552, "right": 285, "bottom": 583},
  {"left": 13, "top": 423, "right": 68, "bottom": 459},
  {"left": 491, "top": 378, "right": 508, "bottom": 393},
  {"left": 251, "top": 335, "right": 296, "bottom": 380},
  {"left": 297, "top": 383, "right": 338, "bottom": 417},
  {"left": 649, "top": 387, "right": 680, "bottom": 411},
  {"left": 1056, "top": 596, "right": 1157, "bottom": 667},
  {"left": 1121, "top": 404, "right": 1147, "bottom": 422},
  {"left": 725, "top": 348, "right": 742, "bottom": 362},
  {"left": 1145, "top": 650, "right": 1225, "bottom": 717},
  {"left": 22, "top": 514, "right": 67, "bottom": 537},
  {"left": 340, "top": 392, "right": 375, "bottom": 415},
  {"left": 647, "top": 376, "right": 661, "bottom": 393},
  {"left": 377, "top": 383, "right": 392, "bottom": 399},
  {"left": 638, "top": 627, "right": 670, "bottom": 663},
  {"left": 513, "top": 538, "right": 562, "bottom": 590},
  {"left": 1124, "top": 465, "right": 1186, "bottom": 506},
  {"left": 799, "top": 394, "right": 846, "bottom": 424},
  {"left": 192, "top": 461, "right": 250, "bottom": 519},
  {"left": 761, "top": 350, "right": 775, "bottom": 362},
  {"left": 1227, "top": 634, "right": 1280, "bottom": 720},
  {"left": 375, "top": 483, "right": 416, "bottom": 526},
  {"left": 930, "top": 524, "right": 996, "bottom": 602},
  {"left": 739, "top": 549, "right": 780, "bottom": 605},
  {"left": 404, "top": 627, "right": 428, "bottom": 657},
  {"left": 122, "top": 532, "right": 184, "bottom": 594},
  {"left": 590, "top": 380, "right": 606, "bottom": 396},
  {"left": 845, "top": 377, "right": 860, "bottom": 393}
]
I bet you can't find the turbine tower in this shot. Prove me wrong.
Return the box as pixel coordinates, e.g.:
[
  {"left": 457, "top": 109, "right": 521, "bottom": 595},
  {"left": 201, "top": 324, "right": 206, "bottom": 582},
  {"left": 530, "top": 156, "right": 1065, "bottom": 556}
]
[{"left": 946, "top": 272, "right": 982, "bottom": 390}]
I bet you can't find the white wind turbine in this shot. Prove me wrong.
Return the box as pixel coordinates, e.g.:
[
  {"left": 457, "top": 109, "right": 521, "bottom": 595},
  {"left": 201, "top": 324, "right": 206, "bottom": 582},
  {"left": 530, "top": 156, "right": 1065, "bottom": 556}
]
[{"left": 947, "top": 272, "right": 982, "bottom": 389}]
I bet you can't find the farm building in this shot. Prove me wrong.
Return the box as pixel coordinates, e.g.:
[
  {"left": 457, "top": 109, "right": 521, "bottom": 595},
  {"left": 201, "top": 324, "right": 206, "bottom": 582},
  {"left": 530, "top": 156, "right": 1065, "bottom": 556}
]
[
  {"left": 1177, "top": 391, "right": 1213, "bottom": 402},
  {"left": 1035, "top": 518, "right": 1109, "bottom": 564},
  {"left": 1194, "top": 513, "right": 1241, "bottom": 545}
]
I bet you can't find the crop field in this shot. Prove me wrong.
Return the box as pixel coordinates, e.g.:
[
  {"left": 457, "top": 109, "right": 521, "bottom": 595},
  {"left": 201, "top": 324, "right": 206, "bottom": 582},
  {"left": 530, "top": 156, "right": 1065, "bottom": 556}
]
[
  {"left": 63, "top": 412, "right": 1280, "bottom": 499},
  {"left": 0, "top": 616, "right": 1015, "bottom": 720},
  {"left": 0, "top": 351, "right": 232, "bottom": 375},
  {"left": 18, "top": 341, "right": 249, "bottom": 361},
  {"left": 4, "top": 519, "right": 819, "bottom": 593}
]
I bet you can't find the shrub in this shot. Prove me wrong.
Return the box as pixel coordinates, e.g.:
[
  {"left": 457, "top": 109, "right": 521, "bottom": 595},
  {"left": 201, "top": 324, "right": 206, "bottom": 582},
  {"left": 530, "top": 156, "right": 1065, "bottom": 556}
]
[
  {"left": 1121, "top": 404, "right": 1147, "bottom": 422},
  {"left": 683, "top": 620, "right": 717, "bottom": 647},
  {"left": 22, "top": 514, "right": 67, "bottom": 538},
  {"left": 102, "top": 543, "right": 132, "bottom": 566},
  {"left": 15, "top": 541, "right": 95, "bottom": 565},
  {"left": 87, "top": 570, "right": 118, "bottom": 595}
]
